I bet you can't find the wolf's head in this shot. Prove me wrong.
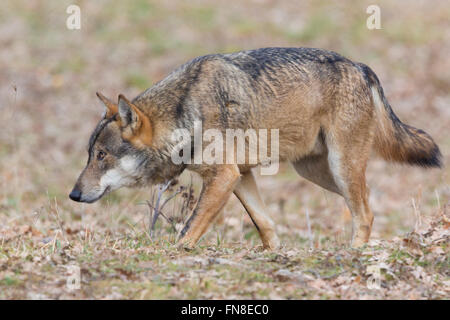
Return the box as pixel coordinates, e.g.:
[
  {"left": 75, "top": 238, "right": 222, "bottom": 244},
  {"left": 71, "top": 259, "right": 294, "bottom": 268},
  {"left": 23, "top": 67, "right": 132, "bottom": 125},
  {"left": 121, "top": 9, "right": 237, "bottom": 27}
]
[{"left": 69, "top": 93, "right": 181, "bottom": 203}]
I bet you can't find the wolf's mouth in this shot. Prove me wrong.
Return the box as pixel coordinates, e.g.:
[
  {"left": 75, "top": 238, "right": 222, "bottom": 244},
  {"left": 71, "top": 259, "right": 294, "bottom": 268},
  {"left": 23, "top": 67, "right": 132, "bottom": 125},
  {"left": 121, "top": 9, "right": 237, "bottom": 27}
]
[{"left": 83, "top": 186, "right": 111, "bottom": 203}]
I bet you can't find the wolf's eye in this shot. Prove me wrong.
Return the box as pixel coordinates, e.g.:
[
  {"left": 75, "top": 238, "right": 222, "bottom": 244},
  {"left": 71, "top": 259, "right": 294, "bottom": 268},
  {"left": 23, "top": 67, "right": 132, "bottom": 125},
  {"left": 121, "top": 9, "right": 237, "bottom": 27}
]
[{"left": 97, "top": 150, "right": 106, "bottom": 161}]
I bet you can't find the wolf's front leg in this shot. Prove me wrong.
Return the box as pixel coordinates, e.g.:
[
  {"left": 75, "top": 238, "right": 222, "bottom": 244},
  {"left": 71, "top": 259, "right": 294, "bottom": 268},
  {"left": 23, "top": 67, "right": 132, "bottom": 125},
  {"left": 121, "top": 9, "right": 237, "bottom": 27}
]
[{"left": 178, "top": 164, "right": 240, "bottom": 249}]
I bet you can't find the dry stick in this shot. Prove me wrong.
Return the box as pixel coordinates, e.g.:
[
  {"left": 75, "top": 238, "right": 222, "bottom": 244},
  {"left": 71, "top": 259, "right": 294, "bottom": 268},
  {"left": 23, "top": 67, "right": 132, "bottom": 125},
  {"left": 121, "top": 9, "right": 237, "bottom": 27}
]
[
  {"left": 159, "top": 186, "right": 184, "bottom": 238},
  {"left": 412, "top": 198, "right": 421, "bottom": 232},
  {"left": 180, "top": 174, "right": 195, "bottom": 223},
  {"left": 146, "top": 202, "right": 178, "bottom": 234},
  {"left": 146, "top": 176, "right": 196, "bottom": 238},
  {"left": 146, "top": 189, "right": 155, "bottom": 234},
  {"left": 53, "top": 197, "right": 68, "bottom": 243},
  {"left": 179, "top": 193, "right": 188, "bottom": 224},
  {"left": 150, "top": 180, "right": 172, "bottom": 236},
  {"left": 159, "top": 187, "right": 184, "bottom": 212},
  {"left": 305, "top": 208, "right": 313, "bottom": 250},
  {"left": 171, "top": 194, "right": 181, "bottom": 243},
  {"left": 147, "top": 186, "right": 158, "bottom": 235},
  {"left": 434, "top": 189, "right": 441, "bottom": 210},
  {"left": 45, "top": 191, "right": 68, "bottom": 243}
]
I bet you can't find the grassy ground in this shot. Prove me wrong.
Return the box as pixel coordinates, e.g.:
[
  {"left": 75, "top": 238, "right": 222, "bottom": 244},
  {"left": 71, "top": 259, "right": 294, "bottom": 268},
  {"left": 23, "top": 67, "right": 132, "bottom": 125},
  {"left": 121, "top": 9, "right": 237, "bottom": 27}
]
[{"left": 0, "top": 0, "right": 449, "bottom": 299}]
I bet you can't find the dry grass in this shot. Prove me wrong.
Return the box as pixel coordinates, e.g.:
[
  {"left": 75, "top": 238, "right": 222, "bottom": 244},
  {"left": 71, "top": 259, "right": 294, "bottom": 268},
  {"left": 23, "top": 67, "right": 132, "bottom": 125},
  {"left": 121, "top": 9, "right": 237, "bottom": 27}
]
[{"left": 0, "top": 0, "right": 449, "bottom": 299}]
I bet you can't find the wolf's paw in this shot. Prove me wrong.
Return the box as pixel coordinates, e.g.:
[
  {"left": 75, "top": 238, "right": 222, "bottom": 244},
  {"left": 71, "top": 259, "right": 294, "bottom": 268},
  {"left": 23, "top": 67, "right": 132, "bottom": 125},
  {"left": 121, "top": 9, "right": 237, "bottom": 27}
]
[
  {"left": 350, "top": 237, "right": 368, "bottom": 249},
  {"left": 177, "top": 238, "right": 195, "bottom": 251},
  {"left": 262, "top": 235, "right": 281, "bottom": 251}
]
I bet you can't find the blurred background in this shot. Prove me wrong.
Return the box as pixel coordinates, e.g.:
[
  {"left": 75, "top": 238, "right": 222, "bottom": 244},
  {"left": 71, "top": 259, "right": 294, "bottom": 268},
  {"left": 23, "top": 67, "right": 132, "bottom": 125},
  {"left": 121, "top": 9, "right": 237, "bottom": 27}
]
[{"left": 0, "top": 0, "right": 448, "bottom": 298}]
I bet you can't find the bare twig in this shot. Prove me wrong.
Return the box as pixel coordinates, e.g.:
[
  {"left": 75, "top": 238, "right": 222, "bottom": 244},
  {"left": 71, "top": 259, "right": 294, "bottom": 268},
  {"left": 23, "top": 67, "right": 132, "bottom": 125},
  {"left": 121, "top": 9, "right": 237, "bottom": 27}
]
[
  {"left": 180, "top": 174, "right": 195, "bottom": 223},
  {"left": 150, "top": 179, "right": 176, "bottom": 236},
  {"left": 145, "top": 176, "right": 197, "bottom": 239},
  {"left": 305, "top": 209, "right": 313, "bottom": 250},
  {"left": 146, "top": 202, "right": 177, "bottom": 234},
  {"left": 435, "top": 189, "right": 440, "bottom": 210},
  {"left": 46, "top": 191, "right": 68, "bottom": 243},
  {"left": 412, "top": 198, "right": 421, "bottom": 232},
  {"left": 160, "top": 186, "right": 184, "bottom": 212}
]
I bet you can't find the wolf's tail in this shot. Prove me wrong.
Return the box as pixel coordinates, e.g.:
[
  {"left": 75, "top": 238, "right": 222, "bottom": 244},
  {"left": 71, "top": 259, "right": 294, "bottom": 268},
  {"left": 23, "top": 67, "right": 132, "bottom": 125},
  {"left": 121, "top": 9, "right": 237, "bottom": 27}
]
[{"left": 358, "top": 63, "right": 442, "bottom": 168}]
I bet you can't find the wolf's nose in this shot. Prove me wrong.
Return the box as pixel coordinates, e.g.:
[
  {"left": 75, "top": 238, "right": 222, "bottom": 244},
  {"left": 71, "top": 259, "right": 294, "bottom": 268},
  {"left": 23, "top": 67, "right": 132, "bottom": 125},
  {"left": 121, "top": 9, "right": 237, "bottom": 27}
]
[{"left": 69, "top": 188, "right": 82, "bottom": 202}]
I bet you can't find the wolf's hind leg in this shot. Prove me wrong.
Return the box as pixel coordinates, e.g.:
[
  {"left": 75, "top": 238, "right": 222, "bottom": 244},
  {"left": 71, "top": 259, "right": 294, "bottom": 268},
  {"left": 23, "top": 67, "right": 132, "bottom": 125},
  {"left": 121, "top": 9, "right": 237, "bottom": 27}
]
[
  {"left": 178, "top": 164, "right": 240, "bottom": 249},
  {"left": 234, "top": 171, "right": 280, "bottom": 250},
  {"left": 326, "top": 133, "right": 374, "bottom": 248}
]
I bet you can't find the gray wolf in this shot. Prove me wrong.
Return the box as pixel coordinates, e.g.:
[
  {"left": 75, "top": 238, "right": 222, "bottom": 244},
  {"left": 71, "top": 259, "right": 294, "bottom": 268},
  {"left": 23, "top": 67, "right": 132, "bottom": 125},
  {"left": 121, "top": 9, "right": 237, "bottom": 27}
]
[{"left": 69, "top": 47, "right": 442, "bottom": 249}]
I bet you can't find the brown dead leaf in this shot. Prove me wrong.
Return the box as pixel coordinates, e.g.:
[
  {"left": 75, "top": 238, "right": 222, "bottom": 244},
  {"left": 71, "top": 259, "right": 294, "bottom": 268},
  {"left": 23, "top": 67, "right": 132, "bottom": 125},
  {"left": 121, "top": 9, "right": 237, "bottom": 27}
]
[{"left": 0, "top": 225, "right": 34, "bottom": 241}]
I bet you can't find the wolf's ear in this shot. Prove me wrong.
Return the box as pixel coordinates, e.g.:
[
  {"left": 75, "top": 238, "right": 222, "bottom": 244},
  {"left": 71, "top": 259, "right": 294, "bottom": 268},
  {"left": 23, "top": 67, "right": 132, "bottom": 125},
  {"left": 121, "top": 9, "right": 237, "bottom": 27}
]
[
  {"left": 118, "top": 94, "right": 141, "bottom": 130},
  {"left": 117, "top": 94, "right": 152, "bottom": 147},
  {"left": 96, "top": 92, "right": 118, "bottom": 117}
]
